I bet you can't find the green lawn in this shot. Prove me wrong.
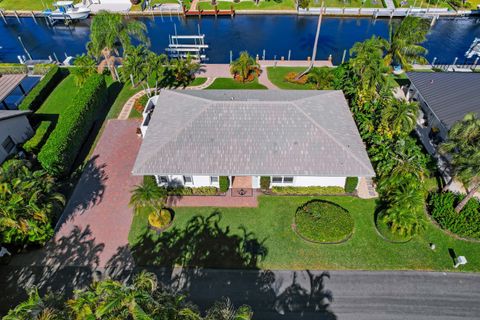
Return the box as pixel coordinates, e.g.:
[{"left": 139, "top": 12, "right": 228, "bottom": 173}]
[
  {"left": 197, "top": 0, "right": 296, "bottom": 10},
  {"left": 267, "top": 67, "right": 317, "bottom": 90},
  {"left": 129, "top": 195, "right": 480, "bottom": 271},
  {"left": 107, "top": 83, "right": 143, "bottom": 120},
  {"left": 393, "top": 0, "right": 451, "bottom": 8},
  {"left": 206, "top": 77, "right": 267, "bottom": 90},
  {"left": 311, "top": 0, "right": 384, "bottom": 8},
  {"left": 188, "top": 77, "right": 208, "bottom": 87}
]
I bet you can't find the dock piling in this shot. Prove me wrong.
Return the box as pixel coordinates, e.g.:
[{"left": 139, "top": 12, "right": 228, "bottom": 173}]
[
  {"left": 262, "top": 49, "right": 265, "bottom": 60},
  {"left": 0, "top": 10, "right": 7, "bottom": 25},
  {"left": 288, "top": 49, "right": 291, "bottom": 61},
  {"left": 53, "top": 52, "right": 60, "bottom": 63},
  {"left": 341, "top": 49, "right": 347, "bottom": 64},
  {"left": 31, "top": 11, "right": 38, "bottom": 24},
  {"left": 14, "top": 11, "right": 21, "bottom": 23},
  {"left": 230, "top": 50, "right": 232, "bottom": 63},
  {"left": 432, "top": 57, "right": 437, "bottom": 66},
  {"left": 18, "top": 36, "right": 32, "bottom": 60}
]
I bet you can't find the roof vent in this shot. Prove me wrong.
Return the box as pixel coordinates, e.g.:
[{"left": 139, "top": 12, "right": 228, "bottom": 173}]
[{"left": 430, "top": 79, "right": 434, "bottom": 84}]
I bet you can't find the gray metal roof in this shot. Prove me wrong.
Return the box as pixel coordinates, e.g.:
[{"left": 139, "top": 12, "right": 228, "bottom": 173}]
[
  {"left": 132, "top": 90, "right": 375, "bottom": 177},
  {"left": 407, "top": 72, "right": 480, "bottom": 129},
  {"left": 0, "top": 74, "right": 27, "bottom": 103},
  {"left": 0, "top": 110, "right": 31, "bottom": 121}
]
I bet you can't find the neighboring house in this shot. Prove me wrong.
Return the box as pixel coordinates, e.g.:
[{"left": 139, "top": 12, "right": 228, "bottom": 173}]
[
  {"left": 0, "top": 110, "right": 33, "bottom": 164},
  {"left": 132, "top": 90, "right": 375, "bottom": 191},
  {"left": 406, "top": 72, "right": 480, "bottom": 156}
]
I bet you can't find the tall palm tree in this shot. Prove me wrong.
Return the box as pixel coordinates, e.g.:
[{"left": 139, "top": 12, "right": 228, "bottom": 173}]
[
  {"left": 129, "top": 178, "right": 166, "bottom": 214},
  {"left": 168, "top": 55, "right": 202, "bottom": 88},
  {"left": 379, "top": 100, "right": 419, "bottom": 137},
  {"left": 71, "top": 54, "right": 97, "bottom": 87},
  {"left": 349, "top": 36, "right": 389, "bottom": 104},
  {"left": 439, "top": 112, "right": 480, "bottom": 213},
  {"left": 121, "top": 45, "right": 150, "bottom": 86},
  {"left": 87, "top": 11, "right": 149, "bottom": 80},
  {"left": 307, "top": 67, "right": 334, "bottom": 90},
  {"left": 384, "top": 16, "right": 430, "bottom": 70},
  {"left": 230, "top": 51, "right": 260, "bottom": 83}
]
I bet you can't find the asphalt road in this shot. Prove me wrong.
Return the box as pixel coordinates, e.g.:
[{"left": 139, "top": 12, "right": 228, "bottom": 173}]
[{"left": 1, "top": 267, "right": 479, "bottom": 319}]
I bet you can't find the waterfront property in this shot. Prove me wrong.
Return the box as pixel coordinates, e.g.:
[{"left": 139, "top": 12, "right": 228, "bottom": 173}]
[
  {"left": 406, "top": 72, "right": 480, "bottom": 156},
  {"left": 132, "top": 90, "right": 374, "bottom": 192},
  {"left": 0, "top": 110, "right": 33, "bottom": 163}
]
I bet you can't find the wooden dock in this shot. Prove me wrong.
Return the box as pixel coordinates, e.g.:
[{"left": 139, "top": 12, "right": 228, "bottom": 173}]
[{"left": 184, "top": 5, "right": 235, "bottom": 17}]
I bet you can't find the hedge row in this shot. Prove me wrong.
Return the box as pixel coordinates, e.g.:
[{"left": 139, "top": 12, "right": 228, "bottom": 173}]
[
  {"left": 0, "top": 63, "right": 27, "bottom": 74},
  {"left": 271, "top": 186, "right": 345, "bottom": 195},
  {"left": 18, "top": 66, "right": 64, "bottom": 111},
  {"left": 23, "top": 121, "right": 53, "bottom": 153},
  {"left": 38, "top": 74, "right": 107, "bottom": 176},
  {"left": 344, "top": 177, "right": 359, "bottom": 193},
  {"left": 166, "top": 186, "right": 219, "bottom": 196}
]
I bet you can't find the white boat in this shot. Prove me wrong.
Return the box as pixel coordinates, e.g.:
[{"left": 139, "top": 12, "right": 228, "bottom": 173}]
[{"left": 42, "top": 1, "right": 91, "bottom": 21}]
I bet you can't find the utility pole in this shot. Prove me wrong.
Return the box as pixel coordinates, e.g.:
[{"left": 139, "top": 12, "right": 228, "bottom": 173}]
[{"left": 296, "top": 1, "right": 324, "bottom": 79}]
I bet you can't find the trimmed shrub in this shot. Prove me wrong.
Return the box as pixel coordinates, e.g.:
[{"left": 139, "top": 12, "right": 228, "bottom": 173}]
[
  {"left": 428, "top": 192, "right": 480, "bottom": 239},
  {"left": 18, "top": 66, "right": 64, "bottom": 112},
  {"left": 167, "top": 186, "right": 218, "bottom": 196},
  {"left": 344, "top": 177, "right": 359, "bottom": 193},
  {"left": 295, "top": 200, "right": 354, "bottom": 243},
  {"left": 271, "top": 186, "right": 345, "bottom": 195},
  {"left": 148, "top": 209, "right": 172, "bottom": 229},
  {"left": 0, "top": 63, "right": 27, "bottom": 74},
  {"left": 32, "top": 63, "right": 56, "bottom": 75},
  {"left": 219, "top": 176, "right": 229, "bottom": 192},
  {"left": 23, "top": 121, "right": 53, "bottom": 153},
  {"left": 38, "top": 74, "right": 107, "bottom": 176},
  {"left": 260, "top": 176, "right": 271, "bottom": 190}
]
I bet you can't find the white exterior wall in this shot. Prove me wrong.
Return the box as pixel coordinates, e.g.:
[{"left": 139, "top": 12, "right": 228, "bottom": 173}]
[
  {"left": 156, "top": 175, "right": 220, "bottom": 188},
  {"left": 252, "top": 176, "right": 260, "bottom": 189},
  {"left": 0, "top": 115, "right": 33, "bottom": 164},
  {"left": 270, "top": 176, "right": 346, "bottom": 187}
]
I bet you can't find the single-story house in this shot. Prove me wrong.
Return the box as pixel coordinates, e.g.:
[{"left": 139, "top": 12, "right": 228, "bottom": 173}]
[
  {"left": 132, "top": 90, "right": 375, "bottom": 190},
  {"left": 406, "top": 72, "right": 480, "bottom": 155},
  {"left": 0, "top": 110, "right": 33, "bottom": 164}
]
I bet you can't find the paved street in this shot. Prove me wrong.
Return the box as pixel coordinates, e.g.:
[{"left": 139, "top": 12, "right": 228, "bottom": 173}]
[{"left": 1, "top": 266, "right": 479, "bottom": 319}]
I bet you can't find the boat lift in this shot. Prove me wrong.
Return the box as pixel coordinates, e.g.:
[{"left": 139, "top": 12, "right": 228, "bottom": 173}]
[{"left": 165, "top": 24, "right": 208, "bottom": 61}]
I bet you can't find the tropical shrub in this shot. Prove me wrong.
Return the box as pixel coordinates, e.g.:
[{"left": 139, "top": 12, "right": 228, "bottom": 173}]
[
  {"left": 0, "top": 63, "right": 27, "bottom": 74},
  {"left": 307, "top": 67, "right": 335, "bottom": 90},
  {"left": 298, "top": 0, "right": 310, "bottom": 9},
  {"left": 271, "top": 186, "right": 344, "bottom": 195},
  {"left": 167, "top": 186, "right": 218, "bottom": 196},
  {"left": 0, "top": 159, "right": 65, "bottom": 246},
  {"left": 344, "top": 177, "right": 358, "bottom": 193},
  {"left": 130, "top": 178, "right": 167, "bottom": 214},
  {"left": 284, "top": 71, "right": 308, "bottom": 85},
  {"left": 71, "top": 54, "right": 97, "bottom": 86},
  {"left": 37, "top": 74, "right": 107, "bottom": 176},
  {"left": 22, "top": 121, "right": 53, "bottom": 153},
  {"left": 295, "top": 200, "right": 354, "bottom": 242},
  {"left": 260, "top": 176, "right": 271, "bottom": 190},
  {"left": 148, "top": 209, "right": 172, "bottom": 229},
  {"left": 429, "top": 192, "right": 480, "bottom": 239},
  {"left": 32, "top": 63, "right": 56, "bottom": 75},
  {"left": 5, "top": 271, "right": 253, "bottom": 320},
  {"left": 18, "top": 66, "right": 64, "bottom": 111},
  {"left": 230, "top": 51, "right": 260, "bottom": 83},
  {"left": 134, "top": 94, "right": 149, "bottom": 113},
  {"left": 219, "top": 176, "right": 230, "bottom": 192}
]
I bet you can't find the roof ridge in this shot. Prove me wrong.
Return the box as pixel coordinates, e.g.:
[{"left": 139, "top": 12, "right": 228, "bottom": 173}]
[
  {"left": 293, "top": 92, "right": 374, "bottom": 174},
  {"left": 134, "top": 93, "right": 212, "bottom": 173}
]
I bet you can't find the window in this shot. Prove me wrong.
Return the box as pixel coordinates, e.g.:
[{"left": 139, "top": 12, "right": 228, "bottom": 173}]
[
  {"left": 184, "top": 176, "right": 193, "bottom": 184},
  {"left": 211, "top": 176, "right": 219, "bottom": 184},
  {"left": 272, "top": 176, "right": 283, "bottom": 183},
  {"left": 283, "top": 177, "right": 294, "bottom": 183},
  {"left": 2, "top": 136, "right": 15, "bottom": 154},
  {"left": 158, "top": 176, "right": 168, "bottom": 184}
]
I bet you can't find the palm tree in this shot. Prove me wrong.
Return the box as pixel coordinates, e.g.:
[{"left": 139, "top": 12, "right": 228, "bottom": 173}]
[
  {"left": 439, "top": 113, "right": 480, "bottom": 213},
  {"left": 0, "top": 160, "right": 65, "bottom": 246},
  {"left": 3, "top": 288, "right": 63, "bottom": 320},
  {"left": 87, "top": 11, "right": 149, "bottom": 80},
  {"left": 129, "top": 178, "right": 166, "bottom": 214},
  {"left": 349, "top": 36, "right": 389, "bottom": 104},
  {"left": 121, "top": 45, "right": 150, "bottom": 86},
  {"left": 384, "top": 16, "right": 430, "bottom": 70},
  {"left": 379, "top": 100, "right": 419, "bottom": 137},
  {"left": 230, "top": 51, "right": 260, "bottom": 83},
  {"left": 205, "top": 298, "right": 253, "bottom": 320},
  {"left": 164, "top": 56, "right": 201, "bottom": 88},
  {"left": 71, "top": 54, "right": 97, "bottom": 87},
  {"left": 307, "top": 67, "right": 334, "bottom": 90}
]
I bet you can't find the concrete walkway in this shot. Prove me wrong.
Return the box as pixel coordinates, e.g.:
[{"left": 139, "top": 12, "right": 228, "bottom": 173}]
[{"left": 167, "top": 192, "right": 258, "bottom": 208}]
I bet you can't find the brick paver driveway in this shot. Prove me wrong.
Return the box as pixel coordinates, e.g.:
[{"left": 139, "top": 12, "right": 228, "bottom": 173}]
[{"left": 11, "top": 119, "right": 142, "bottom": 270}]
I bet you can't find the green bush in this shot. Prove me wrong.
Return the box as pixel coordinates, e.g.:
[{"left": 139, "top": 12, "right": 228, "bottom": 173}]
[
  {"left": 32, "top": 63, "right": 56, "bottom": 75},
  {"left": 219, "top": 176, "right": 229, "bottom": 192},
  {"left": 0, "top": 63, "right": 27, "bottom": 74},
  {"left": 271, "top": 186, "right": 345, "bottom": 195},
  {"left": 260, "top": 176, "right": 271, "bottom": 190},
  {"left": 345, "top": 177, "right": 359, "bottom": 193},
  {"left": 428, "top": 192, "right": 480, "bottom": 239},
  {"left": 23, "top": 121, "right": 53, "bottom": 153},
  {"left": 18, "top": 66, "right": 64, "bottom": 111},
  {"left": 167, "top": 186, "right": 218, "bottom": 196},
  {"left": 38, "top": 74, "right": 107, "bottom": 176},
  {"left": 295, "top": 200, "right": 354, "bottom": 242}
]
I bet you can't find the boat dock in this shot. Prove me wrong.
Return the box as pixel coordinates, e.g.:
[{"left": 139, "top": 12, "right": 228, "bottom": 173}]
[
  {"left": 184, "top": 6, "right": 235, "bottom": 17},
  {"left": 165, "top": 25, "right": 209, "bottom": 60}
]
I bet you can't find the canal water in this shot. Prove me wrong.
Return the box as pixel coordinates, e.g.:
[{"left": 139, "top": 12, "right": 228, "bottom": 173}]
[{"left": 0, "top": 15, "right": 479, "bottom": 64}]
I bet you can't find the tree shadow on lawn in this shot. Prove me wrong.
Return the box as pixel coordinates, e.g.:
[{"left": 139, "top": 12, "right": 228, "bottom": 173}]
[{"left": 127, "top": 210, "right": 337, "bottom": 319}]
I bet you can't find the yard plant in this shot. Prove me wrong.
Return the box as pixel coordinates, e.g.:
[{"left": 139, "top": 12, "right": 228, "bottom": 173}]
[
  {"left": 230, "top": 51, "right": 260, "bottom": 83},
  {"left": 38, "top": 74, "right": 108, "bottom": 176},
  {"left": 295, "top": 200, "right": 354, "bottom": 243},
  {"left": 219, "top": 176, "right": 230, "bottom": 192},
  {"left": 344, "top": 177, "right": 359, "bottom": 193},
  {"left": 271, "top": 186, "right": 344, "bottom": 195}
]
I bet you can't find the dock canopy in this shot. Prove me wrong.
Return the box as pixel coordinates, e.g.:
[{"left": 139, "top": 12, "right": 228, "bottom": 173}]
[{"left": 0, "top": 74, "right": 27, "bottom": 109}]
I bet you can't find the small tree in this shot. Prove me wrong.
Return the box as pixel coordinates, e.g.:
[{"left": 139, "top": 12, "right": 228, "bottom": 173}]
[
  {"left": 230, "top": 51, "right": 260, "bottom": 83},
  {"left": 439, "top": 113, "right": 480, "bottom": 213},
  {"left": 71, "top": 54, "right": 97, "bottom": 87},
  {"left": 129, "top": 178, "right": 167, "bottom": 213},
  {"left": 260, "top": 176, "right": 271, "bottom": 190},
  {"left": 219, "top": 176, "right": 230, "bottom": 192},
  {"left": 298, "top": 0, "right": 311, "bottom": 9}
]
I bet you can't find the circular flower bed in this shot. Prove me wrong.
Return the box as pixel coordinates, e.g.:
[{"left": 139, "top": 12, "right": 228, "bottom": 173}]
[
  {"left": 374, "top": 212, "right": 412, "bottom": 243},
  {"left": 148, "top": 208, "right": 173, "bottom": 232},
  {"left": 294, "top": 200, "right": 354, "bottom": 243}
]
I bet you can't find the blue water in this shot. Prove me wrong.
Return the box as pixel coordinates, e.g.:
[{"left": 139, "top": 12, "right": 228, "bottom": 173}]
[{"left": 0, "top": 15, "right": 479, "bottom": 64}]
